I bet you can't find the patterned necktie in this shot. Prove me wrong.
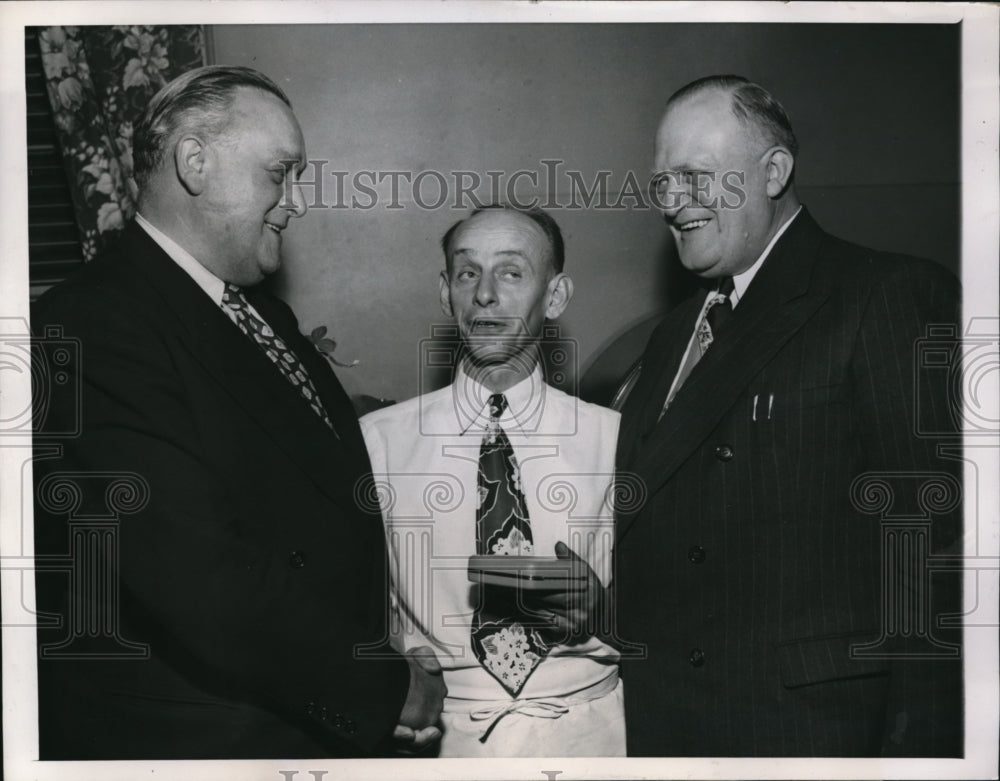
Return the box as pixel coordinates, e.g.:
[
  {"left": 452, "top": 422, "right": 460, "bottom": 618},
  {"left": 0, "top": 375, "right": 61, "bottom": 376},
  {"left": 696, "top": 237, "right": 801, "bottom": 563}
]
[
  {"left": 696, "top": 276, "right": 735, "bottom": 355},
  {"left": 470, "top": 393, "right": 547, "bottom": 696},
  {"left": 222, "top": 283, "right": 335, "bottom": 433},
  {"left": 661, "top": 277, "right": 736, "bottom": 419}
]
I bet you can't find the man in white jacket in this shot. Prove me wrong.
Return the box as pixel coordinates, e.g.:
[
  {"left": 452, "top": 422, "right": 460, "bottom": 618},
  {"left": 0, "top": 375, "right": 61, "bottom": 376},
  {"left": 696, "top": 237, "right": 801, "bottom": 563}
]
[{"left": 361, "top": 205, "right": 624, "bottom": 756}]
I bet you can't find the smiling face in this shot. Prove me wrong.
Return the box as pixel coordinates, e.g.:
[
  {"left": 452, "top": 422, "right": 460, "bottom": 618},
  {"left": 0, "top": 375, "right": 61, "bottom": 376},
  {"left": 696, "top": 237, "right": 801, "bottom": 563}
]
[
  {"left": 194, "top": 87, "right": 307, "bottom": 286},
  {"left": 440, "top": 210, "right": 572, "bottom": 389},
  {"left": 653, "top": 88, "right": 792, "bottom": 279}
]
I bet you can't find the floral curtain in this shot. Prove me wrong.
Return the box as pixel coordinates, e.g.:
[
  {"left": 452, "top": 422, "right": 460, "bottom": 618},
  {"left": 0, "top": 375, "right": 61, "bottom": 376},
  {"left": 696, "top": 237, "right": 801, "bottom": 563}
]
[{"left": 38, "top": 26, "right": 205, "bottom": 261}]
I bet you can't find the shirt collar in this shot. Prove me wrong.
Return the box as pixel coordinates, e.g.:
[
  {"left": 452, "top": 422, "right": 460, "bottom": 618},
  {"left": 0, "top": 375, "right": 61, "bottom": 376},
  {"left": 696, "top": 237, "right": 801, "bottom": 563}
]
[
  {"left": 454, "top": 363, "right": 547, "bottom": 437},
  {"left": 135, "top": 213, "right": 227, "bottom": 306},
  {"left": 730, "top": 205, "right": 802, "bottom": 306}
]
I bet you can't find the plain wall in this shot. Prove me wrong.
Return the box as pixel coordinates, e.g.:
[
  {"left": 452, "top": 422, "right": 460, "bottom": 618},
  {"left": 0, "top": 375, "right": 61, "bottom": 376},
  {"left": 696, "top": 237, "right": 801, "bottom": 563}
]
[{"left": 210, "top": 23, "right": 959, "bottom": 403}]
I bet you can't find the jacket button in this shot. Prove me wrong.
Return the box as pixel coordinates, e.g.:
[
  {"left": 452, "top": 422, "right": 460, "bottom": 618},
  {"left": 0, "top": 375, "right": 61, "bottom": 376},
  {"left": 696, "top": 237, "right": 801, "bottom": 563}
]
[
  {"left": 689, "top": 648, "right": 706, "bottom": 667},
  {"left": 318, "top": 705, "right": 329, "bottom": 720},
  {"left": 305, "top": 701, "right": 316, "bottom": 716},
  {"left": 346, "top": 719, "right": 357, "bottom": 734},
  {"left": 687, "top": 546, "right": 706, "bottom": 564},
  {"left": 715, "top": 444, "right": 734, "bottom": 461},
  {"left": 289, "top": 551, "right": 306, "bottom": 569},
  {"left": 333, "top": 714, "right": 344, "bottom": 728}
]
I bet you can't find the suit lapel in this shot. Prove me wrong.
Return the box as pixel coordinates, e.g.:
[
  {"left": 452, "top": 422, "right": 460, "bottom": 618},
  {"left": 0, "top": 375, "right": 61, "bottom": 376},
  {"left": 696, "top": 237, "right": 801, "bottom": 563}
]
[
  {"left": 121, "top": 224, "right": 364, "bottom": 505},
  {"left": 248, "top": 289, "right": 372, "bottom": 471},
  {"left": 615, "top": 295, "right": 703, "bottom": 471},
  {"left": 617, "top": 209, "right": 830, "bottom": 539}
]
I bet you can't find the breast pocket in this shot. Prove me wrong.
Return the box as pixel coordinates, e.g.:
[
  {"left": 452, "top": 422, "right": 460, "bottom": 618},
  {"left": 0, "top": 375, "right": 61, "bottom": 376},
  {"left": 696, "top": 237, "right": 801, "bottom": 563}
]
[
  {"left": 776, "top": 629, "right": 889, "bottom": 688},
  {"left": 747, "top": 381, "right": 849, "bottom": 454},
  {"left": 748, "top": 382, "right": 845, "bottom": 423},
  {"left": 742, "top": 381, "right": 851, "bottom": 524}
]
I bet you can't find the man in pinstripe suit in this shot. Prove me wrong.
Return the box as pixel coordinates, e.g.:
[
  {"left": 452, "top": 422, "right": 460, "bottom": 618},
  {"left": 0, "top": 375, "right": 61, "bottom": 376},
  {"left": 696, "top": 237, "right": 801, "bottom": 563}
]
[{"left": 614, "top": 75, "right": 962, "bottom": 756}]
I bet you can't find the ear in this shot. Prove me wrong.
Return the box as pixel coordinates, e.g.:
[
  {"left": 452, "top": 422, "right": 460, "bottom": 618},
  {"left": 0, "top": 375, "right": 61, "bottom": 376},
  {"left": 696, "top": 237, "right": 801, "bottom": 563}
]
[
  {"left": 544, "top": 273, "right": 574, "bottom": 320},
  {"left": 438, "top": 271, "right": 453, "bottom": 317},
  {"left": 764, "top": 146, "right": 794, "bottom": 199},
  {"left": 175, "top": 136, "right": 207, "bottom": 196}
]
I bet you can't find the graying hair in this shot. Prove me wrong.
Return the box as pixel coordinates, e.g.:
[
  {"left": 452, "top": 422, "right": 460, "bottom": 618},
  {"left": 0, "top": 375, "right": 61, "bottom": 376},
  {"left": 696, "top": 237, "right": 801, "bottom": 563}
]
[
  {"left": 132, "top": 65, "right": 291, "bottom": 191},
  {"left": 667, "top": 74, "right": 799, "bottom": 157}
]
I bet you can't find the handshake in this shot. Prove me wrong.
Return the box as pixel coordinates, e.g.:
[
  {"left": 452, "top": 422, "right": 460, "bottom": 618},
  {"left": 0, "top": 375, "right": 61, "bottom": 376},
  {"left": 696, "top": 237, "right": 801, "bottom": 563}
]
[{"left": 393, "top": 646, "right": 447, "bottom": 754}]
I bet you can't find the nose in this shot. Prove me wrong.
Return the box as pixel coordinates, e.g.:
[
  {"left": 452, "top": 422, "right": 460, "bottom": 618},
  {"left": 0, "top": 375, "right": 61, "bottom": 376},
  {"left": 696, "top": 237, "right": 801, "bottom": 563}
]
[
  {"left": 474, "top": 275, "right": 497, "bottom": 307},
  {"left": 654, "top": 171, "right": 691, "bottom": 219},
  {"left": 283, "top": 174, "right": 308, "bottom": 219}
]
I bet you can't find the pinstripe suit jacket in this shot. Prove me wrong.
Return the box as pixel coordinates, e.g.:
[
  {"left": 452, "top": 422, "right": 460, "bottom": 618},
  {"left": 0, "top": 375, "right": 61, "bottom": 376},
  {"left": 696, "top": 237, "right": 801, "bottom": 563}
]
[{"left": 613, "top": 209, "right": 962, "bottom": 756}]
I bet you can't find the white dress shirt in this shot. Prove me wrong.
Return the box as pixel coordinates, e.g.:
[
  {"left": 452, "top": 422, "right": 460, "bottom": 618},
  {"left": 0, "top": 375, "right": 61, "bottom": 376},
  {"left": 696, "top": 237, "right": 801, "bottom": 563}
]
[
  {"left": 134, "top": 213, "right": 269, "bottom": 327},
  {"left": 664, "top": 206, "right": 803, "bottom": 407},
  {"left": 360, "top": 365, "right": 621, "bottom": 702}
]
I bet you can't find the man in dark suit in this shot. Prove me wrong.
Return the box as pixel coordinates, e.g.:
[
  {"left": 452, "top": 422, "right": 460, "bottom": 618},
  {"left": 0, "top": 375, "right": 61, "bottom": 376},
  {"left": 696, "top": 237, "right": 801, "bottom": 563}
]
[
  {"left": 614, "top": 75, "right": 962, "bottom": 756},
  {"left": 32, "top": 65, "right": 444, "bottom": 759}
]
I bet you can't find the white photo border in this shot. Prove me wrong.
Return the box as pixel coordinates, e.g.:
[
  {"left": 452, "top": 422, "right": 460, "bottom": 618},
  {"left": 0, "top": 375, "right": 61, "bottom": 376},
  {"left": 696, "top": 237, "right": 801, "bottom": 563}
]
[{"left": 2, "top": 2, "right": 997, "bottom": 780}]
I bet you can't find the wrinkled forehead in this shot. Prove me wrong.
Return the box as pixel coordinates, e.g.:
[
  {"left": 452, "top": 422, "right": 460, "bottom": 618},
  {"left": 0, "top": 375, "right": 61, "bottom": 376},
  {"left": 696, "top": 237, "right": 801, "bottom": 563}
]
[
  {"left": 449, "top": 211, "right": 553, "bottom": 268},
  {"left": 656, "top": 89, "right": 762, "bottom": 165},
  {"left": 659, "top": 90, "right": 737, "bottom": 140},
  {"left": 221, "top": 87, "right": 306, "bottom": 156}
]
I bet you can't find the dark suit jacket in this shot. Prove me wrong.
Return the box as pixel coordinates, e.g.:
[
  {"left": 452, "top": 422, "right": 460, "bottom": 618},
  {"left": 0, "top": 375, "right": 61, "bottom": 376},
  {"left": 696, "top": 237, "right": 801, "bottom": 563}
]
[
  {"left": 614, "top": 209, "right": 962, "bottom": 757},
  {"left": 32, "top": 222, "right": 409, "bottom": 759}
]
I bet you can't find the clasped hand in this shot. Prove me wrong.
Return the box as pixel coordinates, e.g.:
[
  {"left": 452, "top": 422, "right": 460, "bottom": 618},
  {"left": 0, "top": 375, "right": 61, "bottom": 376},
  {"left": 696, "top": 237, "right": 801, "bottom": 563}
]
[
  {"left": 524, "top": 541, "right": 605, "bottom": 646},
  {"left": 391, "top": 544, "right": 602, "bottom": 753},
  {"left": 393, "top": 645, "right": 446, "bottom": 753}
]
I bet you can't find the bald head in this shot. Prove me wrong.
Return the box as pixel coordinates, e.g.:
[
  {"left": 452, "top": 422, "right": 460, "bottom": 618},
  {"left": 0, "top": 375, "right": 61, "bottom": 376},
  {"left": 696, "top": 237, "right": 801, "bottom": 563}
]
[
  {"left": 665, "top": 75, "right": 799, "bottom": 159},
  {"left": 654, "top": 76, "right": 800, "bottom": 279},
  {"left": 442, "top": 204, "right": 565, "bottom": 276}
]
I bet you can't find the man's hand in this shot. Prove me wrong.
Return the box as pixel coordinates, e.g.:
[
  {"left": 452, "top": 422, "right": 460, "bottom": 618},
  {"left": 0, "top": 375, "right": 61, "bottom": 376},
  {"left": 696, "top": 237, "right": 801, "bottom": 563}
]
[
  {"left": 529, "top": 541, "right": 605, "bottom": 645},
  {"left": 393, "top": 645, "right": 445, "bottom": 753}
]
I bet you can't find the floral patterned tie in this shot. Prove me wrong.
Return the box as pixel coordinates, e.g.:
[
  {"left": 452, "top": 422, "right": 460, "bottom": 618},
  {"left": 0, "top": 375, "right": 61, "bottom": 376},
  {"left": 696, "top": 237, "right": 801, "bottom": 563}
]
[
  {"left": 661, "top": 277, "right": 737, "bottom": 420},
  {"left": 470, "top": 393, "right": 547, "bottom": 697},
  {"left": 696, "top": 276, "right": 735, "bottom": 355},
  {"left": 222, "top": 284, "right": 335, "bottom": 433}
]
